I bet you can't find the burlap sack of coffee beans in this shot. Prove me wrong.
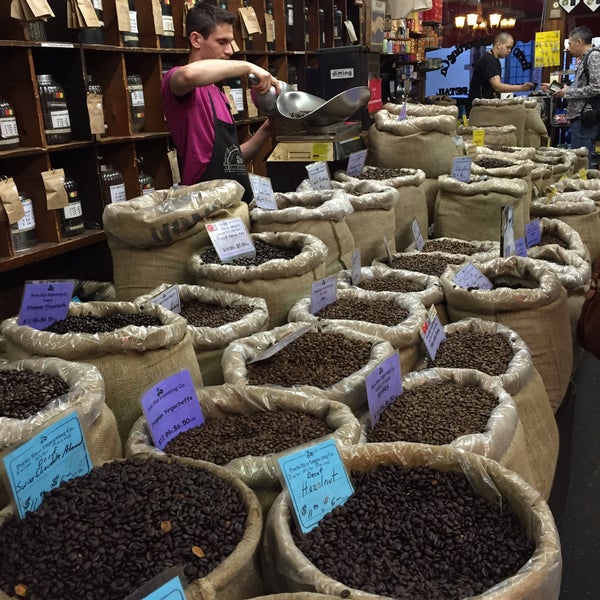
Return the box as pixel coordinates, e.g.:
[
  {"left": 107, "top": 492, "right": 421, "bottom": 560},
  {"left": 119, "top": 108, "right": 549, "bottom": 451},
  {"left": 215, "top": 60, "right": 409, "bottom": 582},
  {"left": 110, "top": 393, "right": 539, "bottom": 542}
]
[
  {"left": 103, "top": 179, "right": 249, "bottom": 301},
  {"left": 458, "top": 124, "right": 519, "bottom": 148},
  {"left": 367, "top": 104, "right": 463, "bottom": 178},
  {"left": 523, "top": 98, "right": 549, "bottom": 148},
  {"left": 335, "top": 166, "right": 430, "bottom": 250},
  {"left": 537, "top": 145, "right": 589, "bottom": 174},
  {"left": 403, "top": 101, "right": 460, "bottom": 118},
  {"left": 336, "top": 264, "right": 444, "bottom": 317},
  {"left": 1, "top": 301, "right": 203, "bottom": 445},
  {"left": 295, "top": 178, "right": 398, "bottom": 267},
  {"left": 531, "top": 216, "right": 591, "bottom": 261},
  {"left": 468, "top": 97, "right": 528, "bottom": 146},
  {"left": 531, "top": 191, "right": 600, "bottom": 262},
  {"left": 441, "top": 257, "right": 572, "bottom": 413},
  {"left": 222, "top": 322, "right": 394, "bottom": 413},
  {"left": 532, "top": 151, "right": 573, "bottom": 185},
  {"left": 126, "top": 384, "right": 361, "bottom": 511},
  {"left": 466, "top": 144, "right": 537, "bottom": 162},
  {"left": 263, "top": 442, "right": 561, "bottom": 599},
  {"left": 248, "top": 595, "right": 340, "bottom": 600},
  {"left": 358, "top": 368, "right": 524, "bottom": 471},
  {"left": 134, "top": 283, "right": 269, "bottom": 385},
  {"left": 187, "top": 231, "right": 327, "bottom": 328},
  {"left": 0, "top": 454, "right": 264, "bottom": 600},
  {"left": 288, "top": 288, "right": 426, "bottom": 376},
  {"left": 434, "top": 174, "right": 529, "bottom": 243},
  {"left": 553, "top": 169, "right": 600, "bottom": 195},
  {"left": 249, "top": 189, "right": 355, "bottom": 276}
]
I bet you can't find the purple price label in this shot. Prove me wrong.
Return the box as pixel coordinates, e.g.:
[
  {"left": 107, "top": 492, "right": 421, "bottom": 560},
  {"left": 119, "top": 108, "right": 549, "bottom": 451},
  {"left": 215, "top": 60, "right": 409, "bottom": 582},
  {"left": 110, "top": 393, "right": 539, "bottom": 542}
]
[
  {"left": 366, "top": 353, "right": 402, "bottom": 428},
  {"left": 140, "top": 369, "right": 204, "bottom": 450},
  {"left": 17, "top": 280, "right": 75, "bottom": 330},
  {"left": 515, "top": 237, "right": 528, "bottom": 257},
  {"left": 525, "top": 219, "right": 542, "bottom": 248}
]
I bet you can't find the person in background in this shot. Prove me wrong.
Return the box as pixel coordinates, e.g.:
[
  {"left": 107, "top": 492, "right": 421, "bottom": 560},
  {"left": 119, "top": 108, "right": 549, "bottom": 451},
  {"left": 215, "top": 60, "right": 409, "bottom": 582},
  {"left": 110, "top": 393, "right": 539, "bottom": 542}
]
[
  {"left": 466, "top": 32, "right": 535, "bottom": 114},
  {"left": 542, "top": 25, "right": 600, "bottom": 159},
  {"left": 161, "top": 3, "right": 279, "bottom": 202}
]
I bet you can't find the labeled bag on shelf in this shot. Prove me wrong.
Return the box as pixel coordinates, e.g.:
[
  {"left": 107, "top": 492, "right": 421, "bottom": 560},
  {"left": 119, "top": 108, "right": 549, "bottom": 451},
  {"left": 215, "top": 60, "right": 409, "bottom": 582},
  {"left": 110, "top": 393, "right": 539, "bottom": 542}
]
[
  {"left": 103, "top": 180, "right": 249, "bottom": 301},
  {"left": 134, "top": 284, "right": 269, "bottom": 385},
  {"left": 187, "top": 231, "right": 328, "bottom": 328}
]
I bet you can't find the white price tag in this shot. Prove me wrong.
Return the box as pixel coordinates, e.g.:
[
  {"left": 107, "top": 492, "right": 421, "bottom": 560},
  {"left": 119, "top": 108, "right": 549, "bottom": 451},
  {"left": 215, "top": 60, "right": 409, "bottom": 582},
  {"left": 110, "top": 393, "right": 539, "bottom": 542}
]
[
  {"left": 451, "top": 156, "right": 472, "bottom": 182},
  {"left": 129, "top": 10, "right": 138, "bottom": 33},
  {"left": 419, "top": 305, "right": 446, "bottom": 361},
  {"left": 350, "top": 248, "right": 362, "bottom": 285},
  {"left": 306, "top": 161, "right": 332, "bottom": 190},
  {"left": 109, "top": 183, "right": 127, "bottom": 203},
  {"left": 453, "top": 262, "right": 493, "bottom": 290},
  {"left": 249, "top": 174, "right": 277, "bottom": 210},
  {"left": 149, "top": 284, "right": 181, "bottom": 314},
  {"left": 205, "top": 217, "right": 255, "bottom": 263},
  {"left": 501, "top": 205, "right": 515, "bottom": 258},
  {"left": 366, "top": 352, "right": 403, "bottom": 428},
  {"left": 63, "top": 202, "right": 83, "bottom": 219},
  {"left": 50, "top": 110, "right": 70, "bottom": 129},
  {"left": 346, "top": 149, "right": 368, "bottom": 177},
  {"left": 411, "top": 219, "right": 424, "bottom": 251},
  {"left": 311, "top": 276, "right": 337, "bottom": 315}
]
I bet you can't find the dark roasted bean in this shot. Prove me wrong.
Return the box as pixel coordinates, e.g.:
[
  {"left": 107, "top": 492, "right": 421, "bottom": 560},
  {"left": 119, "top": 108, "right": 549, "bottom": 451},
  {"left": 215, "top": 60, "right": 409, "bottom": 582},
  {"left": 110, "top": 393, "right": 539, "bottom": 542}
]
[
  {"left": 200, "top": 239, "right": 300, "bottom": 266},
  {"left": 388, "top": 254, "right": 464, "bottom": 277},
  {"left": 180, "top": 301, "right": 252, "bottom": 327},
  {"left": 355, "top": 167, "right": 416, "bottom": 180},
  {"left": 316, "top": 297, "right": 409, "bottom": 327},
  {"left": 474, "top": 157, "right": 515, "bottom": 169},
  {"left": 357, "top": 277, "right": 425, "bottom": 294},
  {"left": 45, "top": 313, "right": 161, "bottom": 334},
  {"left": 422, "top": 239, "right": 480, "bottom": 256},
  {"left": 534, "top": 234, "right": 569, "bottom": 249},
  {"left": 489, "top": 275, "right": 539, "bottom": 290}
]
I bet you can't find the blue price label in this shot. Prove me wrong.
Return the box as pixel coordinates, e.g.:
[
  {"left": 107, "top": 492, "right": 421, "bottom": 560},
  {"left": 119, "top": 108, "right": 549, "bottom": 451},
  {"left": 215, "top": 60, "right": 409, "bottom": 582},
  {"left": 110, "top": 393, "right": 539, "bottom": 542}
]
[
  {"left": 515, "top": 237, "right": 528, "bottom": 257},
  {"left": 366, "top": 353, "right": 402, "bottom": 428},
  {"left": 453, "top": 263, "right": 493, "bottom": 290},
  {"left": 525, "top": 218, "right": 542, "bottom": 248}
]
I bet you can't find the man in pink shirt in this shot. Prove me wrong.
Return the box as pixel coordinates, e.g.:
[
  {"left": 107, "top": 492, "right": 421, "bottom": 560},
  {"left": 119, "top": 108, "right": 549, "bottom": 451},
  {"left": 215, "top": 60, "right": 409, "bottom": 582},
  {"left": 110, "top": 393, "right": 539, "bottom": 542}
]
[{"left": 161, "top": 3, "right": 279, "bottom": 202}]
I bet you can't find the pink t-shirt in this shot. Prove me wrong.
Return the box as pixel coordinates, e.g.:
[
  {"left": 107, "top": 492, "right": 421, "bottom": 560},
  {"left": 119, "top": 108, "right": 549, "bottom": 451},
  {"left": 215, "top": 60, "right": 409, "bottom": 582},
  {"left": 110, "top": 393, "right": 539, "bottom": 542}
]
[{"left": 161, "top": 67, "right": 234, "bottom": 185}]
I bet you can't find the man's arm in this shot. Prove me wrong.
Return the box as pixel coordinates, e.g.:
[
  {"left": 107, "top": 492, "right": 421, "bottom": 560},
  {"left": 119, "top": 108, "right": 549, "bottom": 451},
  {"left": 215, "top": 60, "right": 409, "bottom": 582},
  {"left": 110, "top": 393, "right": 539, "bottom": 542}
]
[
  {"left": 240, "top": 118, "right": 275, "bottom": 162},
  {"left": 489, "top": 75, "right": 535, "bottom": 94}
]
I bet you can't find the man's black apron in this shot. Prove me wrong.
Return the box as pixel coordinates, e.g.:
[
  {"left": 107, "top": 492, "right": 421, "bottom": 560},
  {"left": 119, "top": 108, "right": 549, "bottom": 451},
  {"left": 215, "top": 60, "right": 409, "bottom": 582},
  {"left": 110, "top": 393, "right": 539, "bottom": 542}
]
[{"left": 200, "top": 90, "right": 252, "bottom": 203}]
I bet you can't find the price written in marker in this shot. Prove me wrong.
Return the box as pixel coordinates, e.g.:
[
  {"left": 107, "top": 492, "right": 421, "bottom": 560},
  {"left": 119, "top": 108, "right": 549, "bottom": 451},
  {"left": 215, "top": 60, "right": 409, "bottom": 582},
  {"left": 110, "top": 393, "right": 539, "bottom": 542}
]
[
  {"left": 346, "top": 149, "right": 368, "bottom": 177},
  {"left": 451, "top": 156, "right": 472, "bottom": 183},
  {"left": 249, "top": 173, "right": 277, "bottom": 210},
  {"left": 311, "top": 276, "right": 337, "bottom": 315},
  {"left": 366, "top": 352, "right": 403, "bottom": 428},
  {"left": 205, "top": 217, "right": 255, "bottom": 264},
  {"left": 17, "top": 280, "right": 75, "bottom": 330},
  {"left": 419, "top": 305, "right": 446, "bottom": 361},
  {"left": 515, "top": 237, "right": 528, "bottom": 257},
  {"left": 525, "top": 218, "right": 542, "bottom": 248},
  {"left": 306, "top": 161, "right": 332, "bottom": 190},
  {"left": 149, "top": 284, "right": 181, "bottom": 314},
  {"left": 453, "top": 262, "right": 493, "bottom": 290}
]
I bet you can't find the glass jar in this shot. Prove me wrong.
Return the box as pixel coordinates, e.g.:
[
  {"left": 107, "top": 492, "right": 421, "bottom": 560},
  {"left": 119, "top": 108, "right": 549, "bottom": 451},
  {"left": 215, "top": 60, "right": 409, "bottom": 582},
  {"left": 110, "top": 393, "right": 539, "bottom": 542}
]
[
  {"left": 10, "top": 193, "right": 38, "bottom": 251},
  {"left": 0, "top": 97, "right": 20, "bottom": 150},
  {"left": 100, "top": 165, "right": 127, "bottom": 205},
  {"left": 139, "top": 170, "right": 155, "bottom": 195},
  {"left": 160, "top": 0, "right": 175, "bottom": 48},
  {"left": 122, "top": 0, "right": 139, "bottom": 47},
  {"left": 27, "top": 21, "right": 47, "bottom": 41},
  {"left": 60, "top": 176, "right": 85, "bottom": 238},
  {"left": 37, "top": 74, "right": 72, "bottom": 145},
  {"left": 127, "top": 74, "right": 146, "bottom": 133}
]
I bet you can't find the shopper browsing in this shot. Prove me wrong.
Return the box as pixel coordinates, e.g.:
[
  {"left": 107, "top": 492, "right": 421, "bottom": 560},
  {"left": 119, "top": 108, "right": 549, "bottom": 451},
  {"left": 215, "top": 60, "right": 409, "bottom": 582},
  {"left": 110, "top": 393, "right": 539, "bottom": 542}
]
[
  {"left": 161, "top": 3, "right": 279, "bottom": 202},
  {"left": 466, "top": 32, "right": 535, "bottom": 114},
  {"left": 541, "top": 26, "right": 600, "bottom": 159}
]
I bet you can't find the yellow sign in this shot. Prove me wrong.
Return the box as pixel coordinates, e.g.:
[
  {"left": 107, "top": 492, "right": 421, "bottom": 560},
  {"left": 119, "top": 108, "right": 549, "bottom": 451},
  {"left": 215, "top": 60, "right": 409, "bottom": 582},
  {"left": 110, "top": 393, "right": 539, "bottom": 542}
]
[
  {"left": 534, "top": 30, "right": 561, "bottom": 69},
  {"left": 472, "top": 128, "right": 485, "bottom": 147}
]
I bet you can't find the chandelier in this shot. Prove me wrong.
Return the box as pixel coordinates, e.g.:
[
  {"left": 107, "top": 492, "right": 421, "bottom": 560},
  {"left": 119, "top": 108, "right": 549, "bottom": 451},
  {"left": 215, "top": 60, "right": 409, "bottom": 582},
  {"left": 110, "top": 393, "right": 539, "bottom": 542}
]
[{"left": 454, "top": 0, "right": 517, "bottom": 31}]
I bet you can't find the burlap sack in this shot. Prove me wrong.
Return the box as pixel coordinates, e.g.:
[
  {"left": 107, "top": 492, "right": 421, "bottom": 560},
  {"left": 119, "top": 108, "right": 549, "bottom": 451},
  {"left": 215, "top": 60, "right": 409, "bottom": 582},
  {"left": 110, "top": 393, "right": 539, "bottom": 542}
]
[
  {"left": 0, "top": 454, "right": 265, "bottom": 600},
  {"left": 288, "top": 289, "right": 427, "bottom": 375},
  {"left": 248, "top": 595, "right": 340, "bottom": 600},
  {"left": 295, "top": 179, "right": 398, "bottom": 267},
  {"left": 434, "top": 174, "right": 529, "bottom": 242},
  {"left": 134, "top": 284, "right": 269, "bottom": 385},
  {"left": 1, "top": 302, "right": 203, "bottom": 445},
  {"left": 335, "top": 167, "right": 429, "bottom": 252},
  {"left": 532, "top": 152, "right": 573, "bottom": 184},
  {"left": 530, "top": 191, "right": 600, "bottom": 261},
  {"left": 467, "top": 144, "right": 537, "bottom": 161},
  {"left": 536, "top": 146, "right": 588, "bottom": 174},
  {"left": 72, "top": 280, "right": 116, "bottom": 302},
  {"left": 222, "top": 322, "right": 395, "bottom": 412},
  {"left": 402, "top": 101, "right": 460, "bottom": 118},
  {"left": 468, "top": 97, "right": 527, "bottom": 146},
  {"left": 459, "top": 124, "right": 518, "bottom": 148},
  {"left": 126, "top": 385, "right": 362, "bottom": 494},
  {"left": 421, "top": 177, "right": 439, "bottom": 226},
  {"left": 441, "top": 257, "right": 572, "bottom": 413},
  {"left": 0, "top": 358, "right": 121, "bottom": 467},
  {"left": 250, "top": 190, "right": 355, "bottom": 276},
  {"left": 523, "top": 99, "right": 549, "bottom": 149},
  {"left": 368, "top": 105, "right": 463, "bottom": 178},
  {"left": 263, "top": 442, "right": 561, "bottom": 599},
  {"left": 531, "top": 216, "right": 590, "bottom": 261},
  {"left": 530, "top": 165, "right": 553, "bottom": 199},
  {"left": 103, "top": 180, "right": 249, "bottom": 301},
  {"left": 187, "top": 232, "right": 328, "bottom": 328}
]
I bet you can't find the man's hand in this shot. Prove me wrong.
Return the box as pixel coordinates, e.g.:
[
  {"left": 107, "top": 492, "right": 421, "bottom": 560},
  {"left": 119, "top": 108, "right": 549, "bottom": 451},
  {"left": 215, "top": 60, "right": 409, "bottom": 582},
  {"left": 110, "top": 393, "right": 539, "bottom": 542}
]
[{"left": 520, "top": 82, "right": 536, "bottom": 91}]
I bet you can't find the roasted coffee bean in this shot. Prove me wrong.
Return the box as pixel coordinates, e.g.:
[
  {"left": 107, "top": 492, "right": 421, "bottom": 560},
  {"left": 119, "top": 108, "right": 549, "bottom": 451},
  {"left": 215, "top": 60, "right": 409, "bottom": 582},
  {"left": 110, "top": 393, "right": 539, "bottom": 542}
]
[
  {"left": 164, "top": 411, "right": 332, "bottom": 464},
  {"left": 180, "top": 301, "right": 252, "bottom": 327},
  {"left": 485, "top": 145, "right": 517, "bottom": 153},
  {"left": 200, "top": 239, "right": 300, "bottom": 266},
  {"left": 45, "top": 312, "right": 161, "bottom": 334},
  {"left": 474, "top": 157, "right": 515, "bottom": 169},
  {"left": 0, "top": 368, "right": 69, "bottom": 419},
  {"left": 422, "top": 239, "right": 479, "bottom": 255},
  {"left": 490, "top": 275, "right": 539, "bottom": 290},
  {"left": 292, "top": 464, "right": 535, "bottom": 600},
  {"left": 289, "top": 110, "right": 310, "bottom": 118},
  {"left": 367, "top": 382, "right": 498, "bottom": 445},
  {"left": 388, "top": 254, "right": 464, "bottom": 277},
  {"left": 356, "top": 167, "right": 416, "bottom": 180},
  {"left": 430, "top": 331, "right": 514, "bottom": 376},
  {"left": 358, "top": 277, "right": 425, "bottom": 294},
  {"left": 246, "top": 330, "right": 373, "bottom": 388},
  {"left": 316, "top": 297, "right": 409, "bottom": 327},
  {"left": 0, "top": 457, "right": 247, "bottom": 600},
  {"left": 534, "top": 234, "right": 569, "bottom": 249}
]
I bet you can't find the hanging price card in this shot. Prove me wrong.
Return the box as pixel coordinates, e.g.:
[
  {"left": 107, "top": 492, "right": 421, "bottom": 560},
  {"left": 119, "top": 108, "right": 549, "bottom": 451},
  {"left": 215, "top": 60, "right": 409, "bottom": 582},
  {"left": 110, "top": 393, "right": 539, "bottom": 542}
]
[
  {"left": 311, "top": 276, "right": 337, "bottom": 314},
  {"left": 249, "top": 174, "right": 277, "bottom": 210},
  {"left": 306, "top": 161, "right": 332, "bottom": 190},
  {"left": 515, "top": 237, "right": 528, "bottom": 257},
  {"left": 366, "top": 352, "right": 402, "bottom": 428},
  {"left": 2, "top": 411, "right": 92, "bottom": 519},
  {"left": 149, "top": 284, "right": 181, "bottom": 314},
  {"left": 411, "top": 218, "right": 424, "bottom": 250},
  {"left": 351, "top": 248, "right": 362, "bottom": 285},
  {"left": 525, "top": 218, "right": 542, "bottom": 247},
  {"left": 472, "top": 128, "right": 485, "bottom": 146},
  {"left": 140, "top": 369, "right": 205, "bottom": 450},
  {"left": 346, "top": 149, "right": 368, "bottom": 177},
  {"left": 17, "top": 280, "right": 75, "bottom": 330},
  {"left": 205, "top": 217, "right": 255, "bottom": 263},
  {"left": 453, "top": 262, "right": 493, "bottom": 290},
  {"left": 451, "top": 156, "right": 472, "bottom": 182},
  {"left": 277, "top": 437, "right": 354, "bottom": 533},
  {"left": 419, "top": 305, "right": 446, "bottom": 361}
]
